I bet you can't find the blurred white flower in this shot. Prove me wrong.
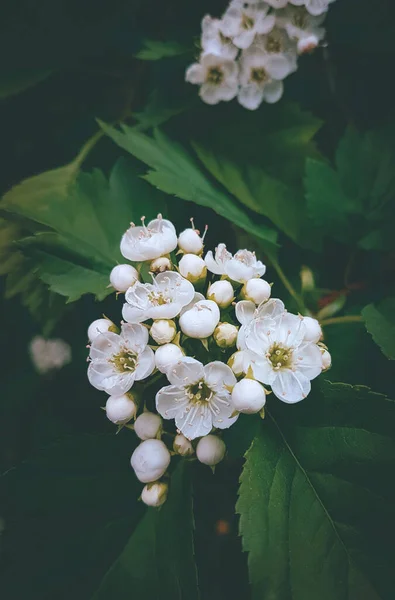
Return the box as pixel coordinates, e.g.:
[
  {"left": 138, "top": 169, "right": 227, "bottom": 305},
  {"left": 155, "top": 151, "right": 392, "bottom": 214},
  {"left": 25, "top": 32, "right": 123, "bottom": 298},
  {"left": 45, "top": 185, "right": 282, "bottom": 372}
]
[
  {"left": 186, "top": 53, "right": 239, "bottom": 105},
  {"left": 219, "top": 1, "right": 275, "bottom": 49},
  {"left": 238, "top": 51, "right": 285, "bottom": 109},
  {"left": 120, "top": 215, "right": 177, "bottom": 262},
  {"left": 249, "top": 27, "right": 298, "bottom": 77},
  {"left": 179, "top": 299, "right": 220, "bottom": 338},
  {"left": 205, "top": 243, "right": 266, "bottom": 283},
  {"left": 88, "top": 323, "right": 154, "bottom": 396},
  {"left": 123, "top": 271, "right": 194, "bottom": 323},
  {"left": 30, "top": 336, "right": 71, "bottom": 374},
  {"left": 156, "top": 357, "right": 237, "bottom": 439},
  {"left": 276, "top": 5, "right": 326, "bottom": 49},
  {"left": 201, "top": 15, "right": 238, "bottom": 59}
]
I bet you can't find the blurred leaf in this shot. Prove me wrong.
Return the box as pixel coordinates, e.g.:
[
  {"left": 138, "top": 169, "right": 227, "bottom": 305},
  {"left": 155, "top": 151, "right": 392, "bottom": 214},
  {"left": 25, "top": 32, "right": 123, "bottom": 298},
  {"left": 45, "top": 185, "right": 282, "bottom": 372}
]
[
  {"left": 0, "top": 69, "right": 53, "bottom": 99},
  {"left": 0, "top": 433, "right": 143, "bottom": 600},
  {"left": 92, "top": 460, "right": 199, "bottom": 600},
  {"left": 362, "top": 298, "right": 395, "bottom": 360},
  {"left": 135, "top": 39, "right": 192, "bottom": 60},
  {"left": 237, "top": 380, "right": 395, "bottom": 600},
  {"left": 100, "top": 121, "right": 278, "bottom": 253},
  {"left": 133, "top": 90, "right": 196, "bottom": 131}
]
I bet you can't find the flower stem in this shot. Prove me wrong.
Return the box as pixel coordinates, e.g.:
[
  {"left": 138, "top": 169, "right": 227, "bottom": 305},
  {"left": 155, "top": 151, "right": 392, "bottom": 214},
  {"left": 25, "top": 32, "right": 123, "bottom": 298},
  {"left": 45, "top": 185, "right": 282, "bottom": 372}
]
[
  {"left": 320, "top": 315, "right": 363, "bottom": 327},
  {"left": 269, "top": 256, "right": 305, "bottom": 313}
]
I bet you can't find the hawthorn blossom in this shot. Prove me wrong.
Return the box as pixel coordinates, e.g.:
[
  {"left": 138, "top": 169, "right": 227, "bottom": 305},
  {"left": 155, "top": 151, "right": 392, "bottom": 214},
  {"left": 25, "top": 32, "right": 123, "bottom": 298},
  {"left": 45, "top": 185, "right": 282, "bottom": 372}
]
[
  {"left": 156, "top": 357, "right": 238, "bottom": 439},
  {"left": 120, "top": 215, "right": 177, "bottom": 262},
  {"left": 238, "top": 50, "right": 285, "bottom": 109},
  {"left": 122, "top": 271, "right": 194, "bottom": 323},
  {"left": 219, "top": 0, "right": 275, "bottom": 49},
  {"left": 185, "top": 53, "right": 239, "bottom": 105},
  {"left": 250, "top": 27, "right": 298, "bottom": 78},
  {"left": 201, "top": 15, "right": 238, "bottom": 59},
  {"left": 88, "top": 323, "right": 155, "bottom": 396},
  {"left": 276, "top": 5, "right": 326, "bottom": 51},
  {"left": 205, "top": 244, "right": 266, "bottom": 283}
]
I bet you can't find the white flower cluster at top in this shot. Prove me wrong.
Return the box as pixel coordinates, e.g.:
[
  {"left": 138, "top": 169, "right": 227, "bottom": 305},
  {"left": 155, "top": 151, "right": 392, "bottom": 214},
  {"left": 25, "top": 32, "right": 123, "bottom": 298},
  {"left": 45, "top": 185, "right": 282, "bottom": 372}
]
[
  {"left": 86, "top": 215, "right": 331, "bottom": 507},
  {"left": 185, "top": 0, "right": 336, "bottom": 109}
]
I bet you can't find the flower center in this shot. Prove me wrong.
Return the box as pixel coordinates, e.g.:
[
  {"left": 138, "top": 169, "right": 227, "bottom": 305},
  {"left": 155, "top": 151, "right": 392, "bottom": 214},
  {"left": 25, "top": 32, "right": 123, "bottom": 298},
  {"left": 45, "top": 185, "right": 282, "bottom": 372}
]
[
  {"left": 292, "top": 9, "right": 308, "bottom": 29},
  {"left": 148, "top": 291, "right": 170, "bottom": 306},
  {"left": 267, "top": 343, "right": 293, "bottom": 370},
  {"left": 250, "top": 68, "right": 269, "bottom": 84},
  {"left": 219, "top": 31, "right": 233, "bottom": 46},
  {"left": 186, "top": 380, "right": 214, "bottom": 403},
  {"left": 207, "top": 67, "right": 224, "bottom": 85},
  {"left": 266, "top": 34, "right": 283, "bottom": 53},
  {"left": 111, "top": 348, "right": 137, "bottom": 373},
  {"left": 241, "top": 13, "right": 255, "bottom": 30}
]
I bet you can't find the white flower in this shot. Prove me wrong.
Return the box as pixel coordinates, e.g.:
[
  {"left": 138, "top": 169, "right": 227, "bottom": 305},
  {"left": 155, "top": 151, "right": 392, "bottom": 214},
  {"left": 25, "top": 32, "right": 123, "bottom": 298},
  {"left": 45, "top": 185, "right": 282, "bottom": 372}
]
[
  {"left": 87, "top": 318, "right": 115, "bottom": 343},
  {"left": 123, "top": 271, "right": 194, "bottom": 323},
  {"left": 186, "top": 53, "right": 239, "bottom": 105},
  {"left": 244, "top": 310, "right": 323, "bottom": 403},
  {"left": 120, "top": 215, "right": 177, "bottom": 262},
  {"left": 213, "top": 323, "right": 238, "bottom": 348},
  {"left": 178, "top": 227, "right": 204, "bottom": 255},
  {"left": 196, "top": 435, "right": 226, "bottom": 466},
  {"left": 249, "top": 27, "right": 298, "bottom": 77},
  {"left": 302, "top": 316, "right": 322, "bottom": 342},
  {"left": 178, "top": 254, "right": 207, "bottom": 283},
  {"left": 141, "top": 482, "right": 168, "bottom": 507},
  {"left": 276, "top": 5, "right": 326, "bottom": 45},
  {"left": 290, "top": 0, "right": 335, "bottom": 17},
  {"left": 110, "top": 264, "right": 139, "bottom": 292},
  {"left": 134, "top": 412, "right": 162, "bottom": 440},
  {"left": 241, "top": 278, "right": 271, "bottom": 304},
  {"left": 105, "top": 394, "right": 137, "bottom": 424},
  {"left": 156, "top": 357, "right": 238, "bottom": 440},
  {"left": 155, "top": 343, "right": 184, "bottom": 374},
  {"left": 173, "top": 433, "right": 194, "bottom": 456},
  {"left": 238, "top": 51, "right": 285, "bottom": 110},
  {"left": 30, "top": 336, "right": 71, "bottom": 374},
  {"left": 231, "top": 378, "right": 266, "bottom": 414},
  {"left": 150, "top": 319, "right": 176, "bottom": 345},
  {"left": 149, "top": 256, "right": 172, "bottom": 273},
  {"left": 207, "top": 280, "right": 234, "bottom": 308},
  {"left": 88, "top": 323, "right": 155, "bottom": 396},
  {"left": 219, "top": 1, "right": 275, "bottom": 49},
  {"left": 130, "top": 439, "right": 171, "bottom": 483},
  {"left": 179, "top": 299, "right": 220, "bottom": 339},
  {"left": 201, "top": 15, "right": 238, "bottom": 60},
  {"left": 205, "top": 244, "right": 266, "bottom": 283}
]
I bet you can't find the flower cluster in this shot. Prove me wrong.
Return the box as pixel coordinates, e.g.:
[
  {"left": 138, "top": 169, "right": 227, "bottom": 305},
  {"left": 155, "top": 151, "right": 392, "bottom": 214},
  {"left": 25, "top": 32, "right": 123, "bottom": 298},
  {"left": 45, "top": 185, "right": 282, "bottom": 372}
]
[
  {"left": 185, "top": 0, "right": 335, "bottom": 109},
  {"left": 86, "top": 214, "right": 331, "bottom": 507},
  {"left": 30, "top": 336, "right": 72, "bottom": 374}
]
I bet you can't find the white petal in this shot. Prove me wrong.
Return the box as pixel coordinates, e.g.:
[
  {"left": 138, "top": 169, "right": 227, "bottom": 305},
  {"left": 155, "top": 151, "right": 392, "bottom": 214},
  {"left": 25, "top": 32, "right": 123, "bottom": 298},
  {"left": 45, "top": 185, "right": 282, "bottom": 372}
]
[
  {"left": 122, "top": 302, "right": 146, "bottom": 324},
  {"left": 156, "top": 385, "right": 189, "bottom": 419},
  {"left": 135, "top": 347, "right": 155, "bottom": 380},
  {"left": 175, "top": 401, "right": 213, "bottom": 440},
  {"left": 273, "top": 312, "right": 306, "bottom": 347},
  {"left": 255, "top": 298, "right": 285, "bottom": 320},
  {"left": 120, "top": 323, "right": 148, "bottom": 353},
  {"left": 148, "top": 303, "right": 184, "bottom": 320},
  {"left": 166, "top": 357, "right": 204, "bottom": 387},
  {"left": 200, "top": 84, "right": 223, "bottom": 105},
  {"left": 225, "top": 259, "right": 254, "bottom": 282},
  {"left": 235, "top": 300, "right": 256, "bottom": 325},
  {"left": 265, "top": 54, "right": 290, "bottom": 80},
  {"left": 88, "top": 361, "right": 136, "bottom": 395},
  {"left": 293, "top": 342, "right": 323, "bottom": 380},
  {"left": 205, "top": 250, "right": 225, "bottom": 275},
  {"left": 89, "top": 332, "right": 121, "bottom": 360},
  {"left": 250, "top": 354, "right": 277, "bottom": 385},
  {"left": 204, "top": 361, "right": 236, "bottom": 390},
  {"left": 238, "top": 84, "right": 264, "bottom": 111},
  {"left": 256, "top": 14, "right": 276, "bottom": 34},
  {"left": 271, "top": 370, "right": 311, "bottom": 403},
  {"left": 179, "top": 292, "right": 205, "bottom": 316},
  {"left": 233, "top": 29, "right": 256, "bottom": 49},
  {"left": 262, "top": 79, "right": 284, "bottom": 104},
  {"left": 211, "top": 392, "right": 239, "bottom": 430}
]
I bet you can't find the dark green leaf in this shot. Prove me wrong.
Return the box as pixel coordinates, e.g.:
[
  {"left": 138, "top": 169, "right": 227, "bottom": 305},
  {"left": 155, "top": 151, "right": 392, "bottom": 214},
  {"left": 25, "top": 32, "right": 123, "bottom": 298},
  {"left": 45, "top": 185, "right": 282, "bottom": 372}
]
[
  {"left": 135, "top": 39, "right": 192, "bottom": 60},
  {"left": 362, "top": 298, "right": 395, "bottom": 360},
  {"left": 0, "top": 69, "right": 53, "bottom": 99},
  {"left": 92, "top": 460, "right": 199, "bottom": 600},
  {"left": 237, "top": 381, "right": 395, "bottom": 600}
]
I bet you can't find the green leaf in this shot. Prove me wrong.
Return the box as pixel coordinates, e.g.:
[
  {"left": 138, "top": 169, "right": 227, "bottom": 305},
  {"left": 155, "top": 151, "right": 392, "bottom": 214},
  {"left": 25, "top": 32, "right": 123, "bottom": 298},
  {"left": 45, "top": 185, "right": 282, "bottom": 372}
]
[
  {"left": 0, "top": 69, "right": 53, "bottom": 99},
  {"left": 362, "top": 298, "right": 395, "bottom": 360},
  {"left": 237, "top": 381, "right": 395, "bottom": 600},
  {"left": 0, "top": 433, "right": 144, "bottom": 600},
  {"left": 92, "top": 460, "right": 199, "bottom": 600},
  {"left": 135, "top": 39, "right": 192, "bottom": 60},
  {"left": 100, "top": 121, "right": 278, "bottom": 252}
]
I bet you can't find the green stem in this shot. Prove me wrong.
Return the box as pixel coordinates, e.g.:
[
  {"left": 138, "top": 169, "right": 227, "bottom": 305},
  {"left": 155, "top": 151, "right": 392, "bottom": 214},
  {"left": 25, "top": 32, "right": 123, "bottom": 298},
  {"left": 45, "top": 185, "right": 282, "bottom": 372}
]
[
  {"left": 320, "top": 315, "right": 363, "bottom": 327},
  {"left": 72, "top": 129, "right": 104, "bottom": 170},
  {"left": 269, "top": 256, "right": 305, "bottom": 313}
]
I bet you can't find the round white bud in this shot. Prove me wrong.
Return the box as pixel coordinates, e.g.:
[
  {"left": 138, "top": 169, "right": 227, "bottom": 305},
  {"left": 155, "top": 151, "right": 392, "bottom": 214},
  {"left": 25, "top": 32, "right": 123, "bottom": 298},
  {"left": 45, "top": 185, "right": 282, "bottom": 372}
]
[
  {"left": 231, "top": 379, "right": 266, "bottom": 414},
  {"left": 105, "top": 394, "right": 137, "bottom": 424},
  {"left": 179, "top": 300, "right": 220, "bottom": 339},
  {"left": 88, "top": 318, "right": 114, "bottom": 342},
  {"left": 130, "top": 439, "right": 171, "bottom": 483},
  {"left": 173, "top": 433, "right": 194, "bottom": 457},
  {"left": 303, "top": 317, "right": 322, "bottom": 343},
  {"left": 241, "top": 279, "right": 271, "bottom": 305},
  {"left": 178, "top": 228, "right": 203, "bottom": 255},
  {"left": 150, "top": 319, "right": 176, "bottom": 345},
  {"left": 110, "top": 264, "right": 139, "bottom": 292},
  {"left": 207, "top": 280, "right": 234, "bottom": 308},
  {"left": 155, "top": 344, "right": 184, "bottom": 374},
  {"left": 213, "top": 323, "right": 238, "bottom": 348},
  {"left": 228, "top": 351, "right": 248, "bottom": 377},
  {"left": 141, "top": 481, "right": 168, "bottom": 507},
  {"left": 134, "top": 412, "right": 162, "bottom": 440},
  {"left": 178, "top": 254, "right": 207, "bottom": 283},
  {"left": 297, "top": 35, "right": 319, "bottom": 55},
  {"left": 321, "top": 349, "right": 332, "bottom": 371},
  {"left": 196, "top": 435, "right": 226, "bottom": 466},
  {"left": 150, "top": 256, "right": 172, "bottom": 273}
]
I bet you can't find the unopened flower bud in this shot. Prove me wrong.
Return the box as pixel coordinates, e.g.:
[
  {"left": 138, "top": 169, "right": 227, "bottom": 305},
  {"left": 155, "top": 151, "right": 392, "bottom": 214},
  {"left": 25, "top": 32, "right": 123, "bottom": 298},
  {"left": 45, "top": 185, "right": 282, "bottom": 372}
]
[
  {"left": 87, "top": 318, "right": 115, "bottom": 342},
  {"left": 178, "top": 228, "right": 204, "bottom": 255},
  {"left": 173, "top": 433, "right": 194, "bottom": 457},
  {"left": 228, "top": 350, "right": 249, "bottom": 377},
  {"left": 155, "top": 343, "right": 184, "bottom": 374},
  {"left": 105, "top": 394, "right": 137, "bottom": 424},
  {"left": 321, "top": 349, "right": 332, "bottom": 371},
  {"left": 302, "top": 316, "right": 322, "bottom": 343},
  {"left": 131, "top": 439, "right": 171, "bottom": 483},
  {"left": 150, "top": 319, "right": 176, "bottom": 345},
  {"left": 241, "top": 279, "right": 271, "bottom": 305},
  {"left": 150, "top": 256, "right": 172, "bottom": 273},
  {"left": 110, "top": 264, "right": 139, "bottom": 292},
  {"left": 178, "top": 254, "right": 207, "bottom": 283},
  {"left": 179, "top": 300, "right": 220, "bottom": 339},
  {"left": 298, "top": 35, "right": 319, "bottom": 55},
  {"left": 213, "top": 323, "right": 238, "bottom": 348},
  {"left": 231, "top": 379, "right": 266, "bottom": 414},
  {"left": 207, "top": 280, "right": 234, "bottom": 308},
  {"left": 141, "top": 481, "right": 168, "bottom": 507},
  {"left": 134, "top": 412, "right": 162, "bottom": 440},
  {"left": 196, "top": 435, "right": 226, "bottom": 466}
]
